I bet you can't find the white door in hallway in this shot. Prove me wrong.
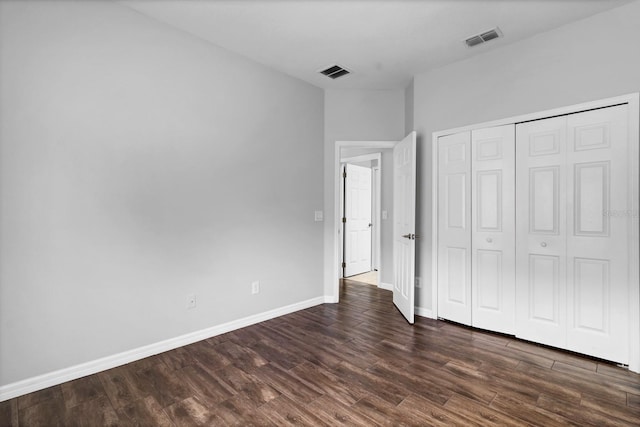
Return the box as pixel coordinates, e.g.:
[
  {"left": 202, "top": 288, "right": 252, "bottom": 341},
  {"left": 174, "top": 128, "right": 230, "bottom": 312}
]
[
  {"left": 344, "top": 163, "right": 372, "bottom": 277},
  {"left": 393, "top": 132, "right": 417, "bottom": 324}
]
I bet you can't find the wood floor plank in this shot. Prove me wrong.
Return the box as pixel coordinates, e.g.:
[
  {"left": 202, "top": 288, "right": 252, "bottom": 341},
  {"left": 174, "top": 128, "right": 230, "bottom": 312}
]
[
  {"left": 289, "top": 361, "right": 367, "bottom": 407},
  {"left": 64, "top": 395, "right": 119, "bottom": 427},
  {"left": 444, "top": 394, "right": 529, "bottom": 426},
  {"left": 255, "top": 363, "right": 323, "bottom": 404},
  {"left": 489, "top": 393, "right": 575, "bottom": 427},
  {"left": 165, "top": 396, "right": 227, "bottom": 426},
  {"left": 117, "top": 395, "right": 174, "bottom": 427},
  {"left": 258, "top": 394, "right": 326, "bottom": 426},
  {"left": 0, "top": 399, "right": 19, "bottom": 427},
  {"left": 60, "top": 375, "right": 106, "bottom": 409},
  {"left": 536, "top": 394, "right": 637, "bottom": 427},
  {"left": 178, "top": 363, "right": 235, "bottom": 405},
  {"left": 212, "top": 364, "right": 281, "bottom": 406},
  {"left": 5, "top": 280, "right": 640, "bottom": 425},
  {"left": 305, "top": 396, "right": 374, "bottom": 426}
]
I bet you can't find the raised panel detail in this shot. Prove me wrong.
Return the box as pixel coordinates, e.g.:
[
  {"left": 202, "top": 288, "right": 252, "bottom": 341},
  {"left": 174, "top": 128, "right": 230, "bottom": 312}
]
[
  {"left": 477, "top": 170, "right": 502, "bottom": 231},
  {"left": 573, "top": 258, "right": 609, "bottom": 333},
  {"left": 529, "top": 131, "right": 560, "bottom": 156},
  {"left": 446, "top": 173, "right": 466, "bottom": 229},
  {"left": 446, "top": 142, "right": 466, "bottom": 164},
  {"left": 529, "top": 167, "right": 559, "bottom": 234},
  {"left": 574, "top": 123, "right": 610, "bottom": 151},
  {"left": 447, "top": 247, "right": 467, "bottom": 304},
  {"left": 476, "top": 249, "right": 502, "bottom": 311},
  {"left": 476, "top": 138, "right": 502, "bottom": 161},
  {"left": 575, "top": 162, "right": 609, "bottom": 236},
  {"left": 529, "top": 254, "right": 559, "bottom": 323}
]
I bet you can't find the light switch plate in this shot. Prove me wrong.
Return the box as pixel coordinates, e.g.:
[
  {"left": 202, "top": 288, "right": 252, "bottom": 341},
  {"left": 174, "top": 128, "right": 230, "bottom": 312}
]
[{"left": 314, "top": 211, "right": 324, "bottom": 222}]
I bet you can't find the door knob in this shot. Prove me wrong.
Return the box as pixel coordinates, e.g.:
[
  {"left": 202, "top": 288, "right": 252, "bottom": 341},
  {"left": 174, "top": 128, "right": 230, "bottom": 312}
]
[
  {"left": 486, "top": 238, "right": 493, "bottom": 243},
  {"left": 541, "top": 242, "right": 547, "bottom": 247},
  {"left": 402, "top": 234, "right": 412, "bottom": 239},
  {"left": 402, "top": 234, "right": 417, "bottom": 240}
]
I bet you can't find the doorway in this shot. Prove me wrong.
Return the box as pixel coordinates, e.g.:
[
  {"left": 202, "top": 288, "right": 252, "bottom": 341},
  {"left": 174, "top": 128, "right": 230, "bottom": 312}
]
[{"left": 340, "top": 154, "right": 379, "bottom": 285}]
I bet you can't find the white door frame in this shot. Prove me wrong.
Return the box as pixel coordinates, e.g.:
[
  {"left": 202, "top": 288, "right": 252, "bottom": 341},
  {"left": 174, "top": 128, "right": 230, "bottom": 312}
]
[
  {"left": 431, "top": 93, "right": 640, "bottom": 372},
  {"left": 340, "top": 153, "right": 382, "bottom": 281},
  {"left": 331, "top": 141, "right": 396, "bottom": 303}
]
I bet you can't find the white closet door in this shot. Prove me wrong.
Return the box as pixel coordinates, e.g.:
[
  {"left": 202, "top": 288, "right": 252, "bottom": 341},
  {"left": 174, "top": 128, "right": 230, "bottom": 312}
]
[
  {"left": 565, "top": 105, "right": 629, "bottom": 363},
  {"left": 515, "top": 116, "right": 568, "bottom": 348},
  {"left": 437, "top": 132, "right": 472, "bottom": 325},
  {"left": 471, "top": 125, "right": 515, "bottom": 334}
]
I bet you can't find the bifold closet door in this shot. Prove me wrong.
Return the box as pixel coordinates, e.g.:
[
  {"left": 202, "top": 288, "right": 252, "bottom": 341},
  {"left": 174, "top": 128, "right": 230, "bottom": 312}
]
[
  {"left": 515, "top": 116, "right": 568, "bottom": 349},
  {"left": 565, "top": 105, "right": 629, "bottom": 363},
  {"left": 437, "top": 131, "right": 472, "bottom": 325},
  {"left": 516, "top": 105, "right": 630, "bottom": 364},
  {"left": 471, "top": 125, "right": 515, "bottom": 334}
]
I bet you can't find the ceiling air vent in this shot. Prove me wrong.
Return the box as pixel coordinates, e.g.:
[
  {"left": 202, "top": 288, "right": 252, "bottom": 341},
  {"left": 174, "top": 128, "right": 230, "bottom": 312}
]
[
  {"left": 319, "top": 64, "right": 351, "bottom": 80},
  {"left": 465, "top": 27, "right": 503, "bottom": 48}
]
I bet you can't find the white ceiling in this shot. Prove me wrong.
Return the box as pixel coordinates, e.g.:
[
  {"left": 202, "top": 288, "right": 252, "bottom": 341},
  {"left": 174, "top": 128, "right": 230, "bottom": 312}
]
[{"left": 121, "top": 0, "right": 634, "bottom": 90}]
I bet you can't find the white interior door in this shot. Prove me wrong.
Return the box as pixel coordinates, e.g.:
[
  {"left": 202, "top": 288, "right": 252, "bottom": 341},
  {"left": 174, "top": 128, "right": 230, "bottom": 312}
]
[
  {"left": 515, "top": 116, "right": 568, "bottom": 348},
  {"left": 565, "top": 105, "right": 629, "bottom": 363},
  {"left": 471, "top": 125, "right": 516, "bottom": 334},
  {"left": 344, "top": 163, "right": 372, "bottom": 277},
  {"left": 393, "top": 132, "right": 416, "bottom": 324},
  {"left": 437, "top": 131, "right": 472, "bottom": 325}
]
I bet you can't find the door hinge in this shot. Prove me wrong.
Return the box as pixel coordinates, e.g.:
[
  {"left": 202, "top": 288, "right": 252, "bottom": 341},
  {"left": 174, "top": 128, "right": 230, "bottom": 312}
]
[
  {"left": 342, "top": 262, "right": 346, "bottom": 268},
  {"left": 342, "top": 217, "right": 346, "bottom": 223},
  {"left": 343, "top": 171, "right": 347, "bottom": 178}
]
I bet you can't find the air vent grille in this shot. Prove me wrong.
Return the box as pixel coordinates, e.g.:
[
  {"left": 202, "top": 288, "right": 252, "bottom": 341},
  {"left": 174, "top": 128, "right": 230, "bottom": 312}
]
[
  {"left": 319, "top": 64, "right": 351, "bottom": 80},
  {"left": 465, "top": 27, "right": 502, "bottom": 47}
]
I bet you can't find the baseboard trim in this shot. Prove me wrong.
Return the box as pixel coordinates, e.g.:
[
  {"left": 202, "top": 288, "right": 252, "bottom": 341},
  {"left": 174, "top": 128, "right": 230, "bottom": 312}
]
[
  {"left": 415, "top": 306, "right": 435, "bottom": 319},
  {"left": 0, "top": 296, "right": 325, "bottom": 402},
  {"left": 378, "top": 282, "right": 393, "bottom": 291}
]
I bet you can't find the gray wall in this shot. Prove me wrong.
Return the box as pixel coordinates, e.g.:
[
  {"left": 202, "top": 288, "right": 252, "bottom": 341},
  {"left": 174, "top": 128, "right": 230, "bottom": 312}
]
[
  {"left": 0, "top": 1, "right": 324, "bottom": 387},
  {"left": 412, "top": 0, "right": 640, "bottom": 313},
  {"left": 323, "top": 90, "right": 405, "bottom": 295}
]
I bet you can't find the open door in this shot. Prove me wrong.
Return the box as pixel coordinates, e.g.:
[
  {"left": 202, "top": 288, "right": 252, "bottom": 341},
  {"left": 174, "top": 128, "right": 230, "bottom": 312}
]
[{"left": 393, "top": 132, "right": 417, "bottom": 324}]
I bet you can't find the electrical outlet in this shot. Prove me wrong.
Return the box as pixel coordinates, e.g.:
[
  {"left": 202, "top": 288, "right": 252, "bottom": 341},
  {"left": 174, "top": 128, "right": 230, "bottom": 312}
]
[
  {"left": 251, "top": 281, "right": 260, "bottom": 295},
  {"left": 186, "top": 294, "right": 196, "bottom": 309}
]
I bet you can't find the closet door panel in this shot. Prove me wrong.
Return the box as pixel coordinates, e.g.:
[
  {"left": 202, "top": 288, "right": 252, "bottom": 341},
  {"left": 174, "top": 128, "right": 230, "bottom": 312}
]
[
  {"left": 515, "top": 117, "right": 568, "bottom": 348},
  {"left": 437, "top": 132, "right": 472, "bottom": 325},
  {"left": 566, "top": 105, "right": 629, "bottom": 364},
  {"left": 471, "top": 125, "right": 515, "bottom": 334}
]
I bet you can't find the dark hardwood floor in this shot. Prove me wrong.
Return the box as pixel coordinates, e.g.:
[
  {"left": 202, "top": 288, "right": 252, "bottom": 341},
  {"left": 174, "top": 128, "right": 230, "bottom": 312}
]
[{"left": 2, "top": 279, "right": 640, "bottom": 426}]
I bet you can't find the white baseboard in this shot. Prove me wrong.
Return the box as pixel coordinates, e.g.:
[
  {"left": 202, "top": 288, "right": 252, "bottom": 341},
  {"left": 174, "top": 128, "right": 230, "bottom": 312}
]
[
  {"left": 378, "top": 282, "right": 393, "bottom": 291},
  {"left": 415, "top": 306, "right": 435, "bottom": 319},
  {"left": 0, "top": 296, "right": 325, "bottom": 402}
]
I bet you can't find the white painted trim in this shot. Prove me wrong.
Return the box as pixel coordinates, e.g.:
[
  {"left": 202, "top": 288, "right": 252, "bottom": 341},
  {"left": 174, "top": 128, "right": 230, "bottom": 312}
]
[
  {"left": 431, "top": 92, "right": 640, "bottom": 372},
  {"left": 415, "top": 306, "right": 435, "bottom": 319},
  {"left": 331, "top": 140, "right": 397, "bottom": 303},
  {"left": 432, "top": 93, "right": 638, "bottom": 139},
  {"left": 0, "top": 296, "right": 325, "bottom": 402},
  {"left": 379, "top": 282, "right": 393, "bottom": 291}
]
